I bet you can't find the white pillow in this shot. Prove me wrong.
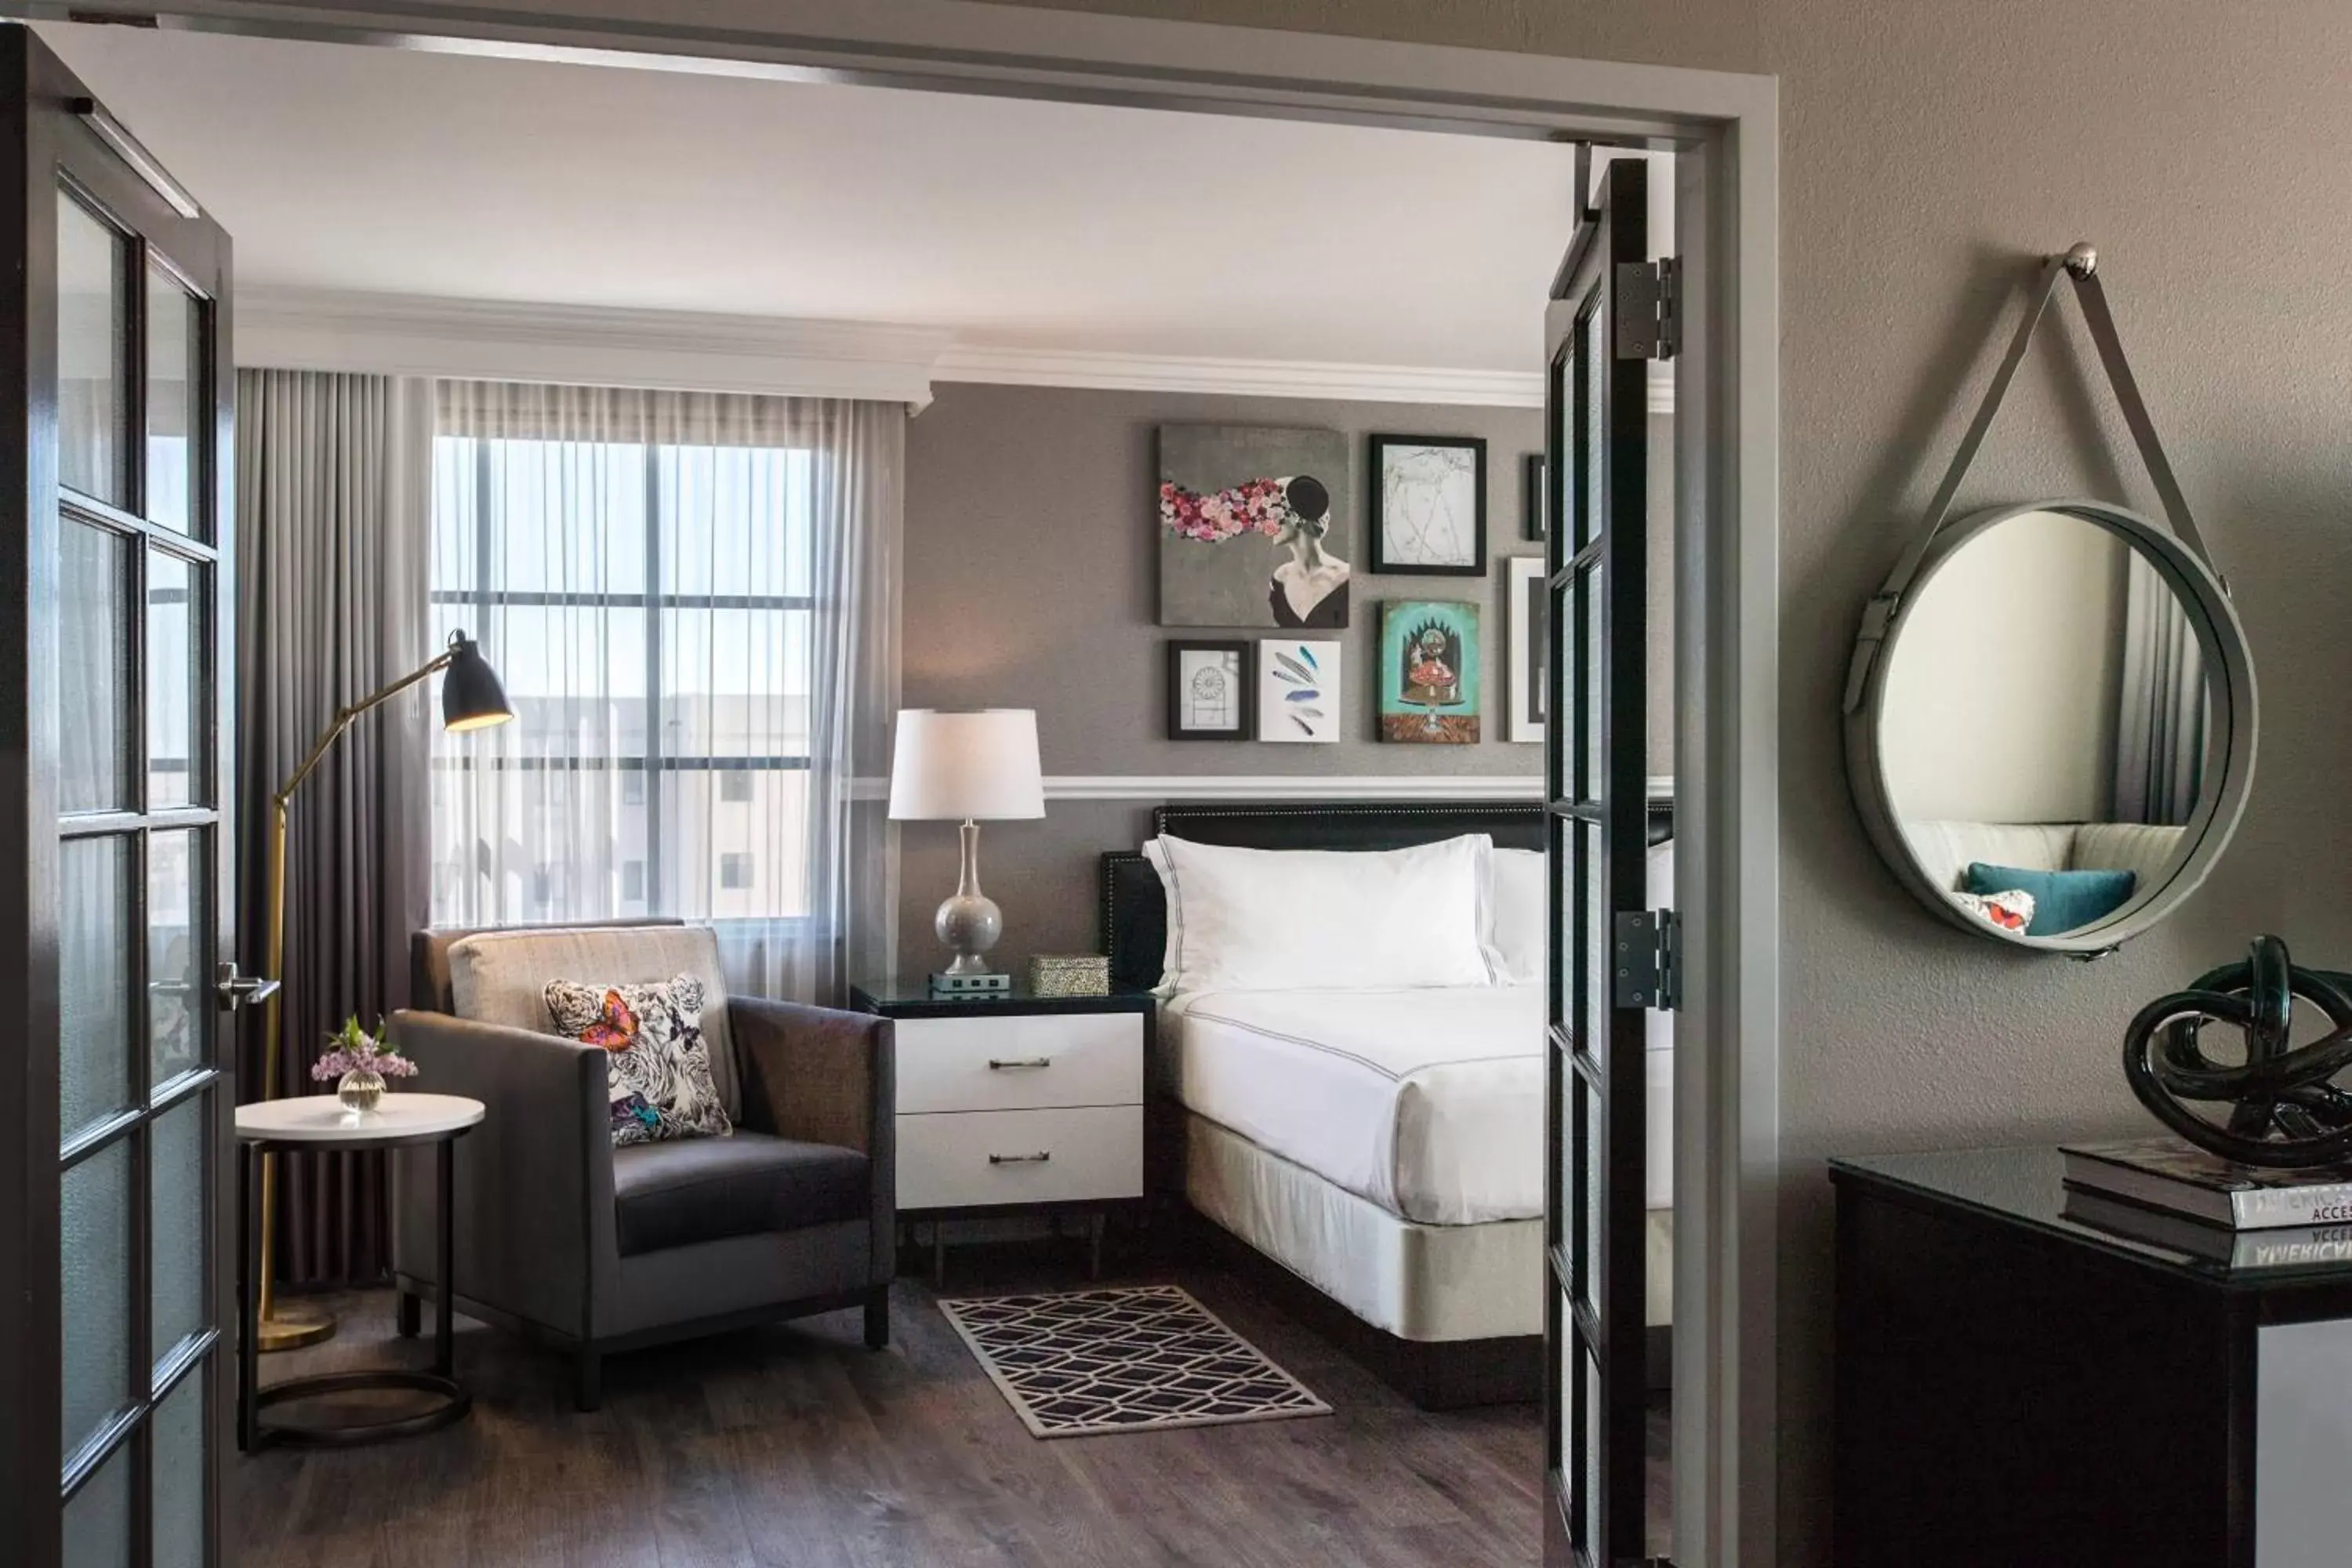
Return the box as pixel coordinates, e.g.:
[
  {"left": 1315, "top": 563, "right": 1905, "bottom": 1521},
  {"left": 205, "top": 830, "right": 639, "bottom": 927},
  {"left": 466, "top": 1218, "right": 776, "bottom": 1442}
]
[
  {"left": 1143, "top": 833, "right": 1496, "bottom": 994},
  {"left": 1485, "top": 839, "right": 1679, "bottom": 987},
  {"left": 1486, "top": 847, "right": 1548, "bottom": 985}
]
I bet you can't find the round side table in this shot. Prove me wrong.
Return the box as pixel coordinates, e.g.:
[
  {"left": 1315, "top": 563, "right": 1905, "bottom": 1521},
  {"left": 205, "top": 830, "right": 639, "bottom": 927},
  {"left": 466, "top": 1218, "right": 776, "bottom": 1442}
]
[{"left": 235, "top": 1093, "right": 485, "bottom": 1450}]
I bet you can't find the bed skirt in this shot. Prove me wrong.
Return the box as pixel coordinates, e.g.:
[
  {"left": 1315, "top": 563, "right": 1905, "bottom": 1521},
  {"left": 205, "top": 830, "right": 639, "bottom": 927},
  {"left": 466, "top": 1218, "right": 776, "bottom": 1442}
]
[{"left": 1184, "top": 1112, "right": 1671, "bottom": 1344}]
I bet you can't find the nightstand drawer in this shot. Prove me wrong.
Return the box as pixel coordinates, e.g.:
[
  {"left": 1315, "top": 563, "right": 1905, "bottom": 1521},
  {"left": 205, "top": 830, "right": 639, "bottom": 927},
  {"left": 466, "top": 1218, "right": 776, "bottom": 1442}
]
[
  {"left": 895, "top": 1013, "right": 1142, "bottom": 1114},
  {"left": 898, "top": 1105, "right": 1143, "bottom": 1210}
]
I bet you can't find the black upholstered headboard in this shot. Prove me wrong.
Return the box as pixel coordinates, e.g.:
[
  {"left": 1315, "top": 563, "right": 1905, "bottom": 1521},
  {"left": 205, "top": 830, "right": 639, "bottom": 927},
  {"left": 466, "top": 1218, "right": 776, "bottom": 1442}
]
[{"left": 1097, "top": 797, "right": 1675, "bottom": 996}]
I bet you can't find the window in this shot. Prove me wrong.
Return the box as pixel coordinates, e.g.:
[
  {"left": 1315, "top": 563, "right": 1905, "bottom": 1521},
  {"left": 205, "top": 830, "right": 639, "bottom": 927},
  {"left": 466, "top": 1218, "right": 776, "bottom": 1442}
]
[{"left": 428, "top": 421, "right": 817, "bottom": 927}]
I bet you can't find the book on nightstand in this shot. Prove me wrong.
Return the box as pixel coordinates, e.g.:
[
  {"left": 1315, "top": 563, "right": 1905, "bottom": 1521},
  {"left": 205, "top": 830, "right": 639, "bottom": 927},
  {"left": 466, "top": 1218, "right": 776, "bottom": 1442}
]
[
  {"left": 2060, "top": 1135, "right": 2352, "bottom": 1230},
  {"left": 2063, "top": 1187, "right": 2352, "bottom": 1269}
]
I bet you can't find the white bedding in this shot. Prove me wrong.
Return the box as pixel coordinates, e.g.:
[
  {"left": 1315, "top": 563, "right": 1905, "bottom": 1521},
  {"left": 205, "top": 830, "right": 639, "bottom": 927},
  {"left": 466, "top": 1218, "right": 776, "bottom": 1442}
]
[{"left": 1166, "top": 984, "right": 1672, "bottom": 1225}]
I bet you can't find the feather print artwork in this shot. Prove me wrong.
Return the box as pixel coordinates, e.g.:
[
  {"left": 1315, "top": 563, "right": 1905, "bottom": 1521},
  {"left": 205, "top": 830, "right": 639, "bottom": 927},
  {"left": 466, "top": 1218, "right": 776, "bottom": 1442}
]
[{"left": 1256, "top": 640, "right": 1341, "bottom": 744}]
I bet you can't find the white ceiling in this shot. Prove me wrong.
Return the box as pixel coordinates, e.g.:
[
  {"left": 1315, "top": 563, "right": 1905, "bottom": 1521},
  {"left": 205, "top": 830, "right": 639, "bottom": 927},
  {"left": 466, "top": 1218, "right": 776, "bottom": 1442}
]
[{"left": 39, "top": 23, "right": 1585, "bottom": 376}]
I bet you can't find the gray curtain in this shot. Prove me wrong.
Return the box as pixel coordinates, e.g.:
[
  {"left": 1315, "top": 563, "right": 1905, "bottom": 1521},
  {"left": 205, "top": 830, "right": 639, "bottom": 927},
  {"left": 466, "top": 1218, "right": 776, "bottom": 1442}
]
[
  {"left": 2111, "top": 550, "right": 2208, "bottom": 826},
  {"left": 235, "top": 369, "right": 434, "bottom": 1285}
]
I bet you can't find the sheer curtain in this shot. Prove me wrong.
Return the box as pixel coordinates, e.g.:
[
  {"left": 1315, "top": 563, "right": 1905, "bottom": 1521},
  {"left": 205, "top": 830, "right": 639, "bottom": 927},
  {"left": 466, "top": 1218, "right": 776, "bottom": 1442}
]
[{"left": 428, "top": 381, "right": 901, "bottom": 1004}]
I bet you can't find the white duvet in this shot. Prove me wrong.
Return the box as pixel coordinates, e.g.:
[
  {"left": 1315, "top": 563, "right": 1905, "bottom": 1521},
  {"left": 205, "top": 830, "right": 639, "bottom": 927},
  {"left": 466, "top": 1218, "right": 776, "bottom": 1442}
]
[{"left": 1164, "top": 983, "right": 1672, "bottom": 1225}]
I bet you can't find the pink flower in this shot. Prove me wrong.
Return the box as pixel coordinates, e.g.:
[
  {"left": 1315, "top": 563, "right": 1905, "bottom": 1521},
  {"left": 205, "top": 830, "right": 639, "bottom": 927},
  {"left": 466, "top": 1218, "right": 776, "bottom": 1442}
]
[{"left": 1161, "top": 478, "right": 1287, "bottom": 543}]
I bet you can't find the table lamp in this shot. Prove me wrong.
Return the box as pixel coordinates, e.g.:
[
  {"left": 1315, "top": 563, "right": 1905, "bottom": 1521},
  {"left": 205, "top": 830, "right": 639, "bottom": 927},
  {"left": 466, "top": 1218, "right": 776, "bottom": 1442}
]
[
  {"left": 888, "top": 709, "right": 1046, "bottom": 995},
  {"left": 253, "top": 629, "right": 513, "bottom": 1351}
]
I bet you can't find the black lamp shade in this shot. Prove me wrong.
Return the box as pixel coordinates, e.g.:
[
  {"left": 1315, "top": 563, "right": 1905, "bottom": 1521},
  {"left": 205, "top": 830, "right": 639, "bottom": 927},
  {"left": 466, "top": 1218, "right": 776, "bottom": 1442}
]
[{"left": 441, "top": 632, "right": 514, "bottom": 732}]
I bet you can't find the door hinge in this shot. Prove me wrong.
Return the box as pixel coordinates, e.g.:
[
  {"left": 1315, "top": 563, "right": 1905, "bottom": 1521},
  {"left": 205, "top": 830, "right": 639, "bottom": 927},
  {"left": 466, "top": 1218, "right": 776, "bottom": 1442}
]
[
  {"left": 1612, "top": 909, "right": 1681, "bottom": 1011},
  {"left": 1614, "top": 256, "right": 1681, "bottom": 361}
]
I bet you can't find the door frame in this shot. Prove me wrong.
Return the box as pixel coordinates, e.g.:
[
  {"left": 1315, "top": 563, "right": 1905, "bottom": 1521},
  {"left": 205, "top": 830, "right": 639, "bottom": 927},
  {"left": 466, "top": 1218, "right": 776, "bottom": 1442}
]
[{"left": 19, "top": 2, "right": 1782, "bottom": 1561}]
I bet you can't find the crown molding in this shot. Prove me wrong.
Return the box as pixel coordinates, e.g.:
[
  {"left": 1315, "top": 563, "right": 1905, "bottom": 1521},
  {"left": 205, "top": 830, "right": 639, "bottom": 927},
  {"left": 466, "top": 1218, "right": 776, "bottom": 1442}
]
[
  {"left": 235, "top": 287, "right": 1673, "bottom": 412},
  {"left": 935, "top": 343, "right": 1672, "bottom": 413},
  {"left": 932, "top": 344, "right": 1547, "bottom": 408},
  {"left": 236, "top": 287, "right": 950, "bottom": 407}
]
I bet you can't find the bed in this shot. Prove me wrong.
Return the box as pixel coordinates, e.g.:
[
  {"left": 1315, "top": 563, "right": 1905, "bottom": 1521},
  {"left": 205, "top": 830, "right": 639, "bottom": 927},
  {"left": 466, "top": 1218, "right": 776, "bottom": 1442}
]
[{"left": 1100, "top": 800, "right": 1674, "bottom": 1408}]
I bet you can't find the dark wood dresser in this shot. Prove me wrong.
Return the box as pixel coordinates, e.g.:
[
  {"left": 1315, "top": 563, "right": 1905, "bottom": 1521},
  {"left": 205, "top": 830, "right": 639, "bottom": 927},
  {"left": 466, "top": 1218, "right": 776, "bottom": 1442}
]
[{"left": 1832, "top": 1145, "right": 2352, "bottom": 1568}]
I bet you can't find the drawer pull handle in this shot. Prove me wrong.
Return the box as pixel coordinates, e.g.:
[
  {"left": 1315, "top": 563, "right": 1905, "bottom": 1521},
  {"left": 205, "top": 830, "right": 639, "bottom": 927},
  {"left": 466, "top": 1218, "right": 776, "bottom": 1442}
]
[
  {"left": 987, "top": 1057, "right": 1054, "bottom": 1071},
  {"left": 988, "top": 1151, "right": 1052, "bottom": 1165}
]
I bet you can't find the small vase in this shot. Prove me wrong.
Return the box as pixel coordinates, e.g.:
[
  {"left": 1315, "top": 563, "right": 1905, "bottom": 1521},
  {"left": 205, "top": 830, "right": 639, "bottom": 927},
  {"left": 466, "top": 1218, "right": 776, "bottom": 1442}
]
[{"left": 337, "top": 1067, "right": 386, "bottom": 1117}]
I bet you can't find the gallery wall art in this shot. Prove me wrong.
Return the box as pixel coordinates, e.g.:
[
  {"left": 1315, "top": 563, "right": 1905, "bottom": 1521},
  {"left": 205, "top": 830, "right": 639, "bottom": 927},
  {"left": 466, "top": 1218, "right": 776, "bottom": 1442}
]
[
  {"left": 1158, "top": 424, "right": 1352, "bottom": 629},
  {"left": 1378, "top": 600, "right": 1481, "bottom": 744},
  {"left": 1368, "top": 434, "right": 1486, "bottom": 576},
  {"left": 1506, "top": 556, "right": 1546, "bottom": 745},
  {"left": 1522, "top": 452, "right": 1548, "bottom": 543},
  {"left": 1257, "top": 639, "right": 1342, "bottom": 743},
  {"left": 1166, "top": 640, "right": 1251, "bottom": 740}
]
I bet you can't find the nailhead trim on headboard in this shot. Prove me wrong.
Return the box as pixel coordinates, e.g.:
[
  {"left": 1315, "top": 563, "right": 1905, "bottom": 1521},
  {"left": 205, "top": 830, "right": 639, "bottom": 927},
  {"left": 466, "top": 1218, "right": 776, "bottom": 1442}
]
[{"left": 1097, "top": 796, "right": 1673, "bottom": 994}]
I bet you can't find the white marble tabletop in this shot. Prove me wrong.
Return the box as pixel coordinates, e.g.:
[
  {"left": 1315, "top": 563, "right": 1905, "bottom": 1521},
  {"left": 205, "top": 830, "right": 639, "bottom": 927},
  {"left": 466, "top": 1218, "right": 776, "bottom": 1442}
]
[{"left": 234, "top": 1093, "right": 485, "bottom": 1145}]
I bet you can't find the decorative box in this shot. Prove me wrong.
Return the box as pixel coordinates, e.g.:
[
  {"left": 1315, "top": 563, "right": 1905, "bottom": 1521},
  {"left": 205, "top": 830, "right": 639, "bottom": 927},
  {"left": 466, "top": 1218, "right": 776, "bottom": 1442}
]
[{"left": 1028, "top": 953, "right": 1111, "bottom": 997}]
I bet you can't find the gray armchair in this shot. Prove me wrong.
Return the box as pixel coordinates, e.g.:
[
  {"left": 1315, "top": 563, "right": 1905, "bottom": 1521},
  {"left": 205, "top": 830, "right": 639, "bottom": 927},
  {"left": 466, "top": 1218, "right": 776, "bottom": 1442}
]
[{"left": 388, "top": 920, "right": 894, "bottom": 1410}]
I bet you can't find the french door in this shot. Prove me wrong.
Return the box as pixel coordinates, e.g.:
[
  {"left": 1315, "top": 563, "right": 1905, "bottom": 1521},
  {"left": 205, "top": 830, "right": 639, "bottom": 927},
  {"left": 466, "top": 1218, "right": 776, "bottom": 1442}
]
[
  {"left": 1, "top": 28, "right": 239, "bottom": 1568},
  {"left": 1544, "top": 156, "right": 1667, "bottom": 1567}
]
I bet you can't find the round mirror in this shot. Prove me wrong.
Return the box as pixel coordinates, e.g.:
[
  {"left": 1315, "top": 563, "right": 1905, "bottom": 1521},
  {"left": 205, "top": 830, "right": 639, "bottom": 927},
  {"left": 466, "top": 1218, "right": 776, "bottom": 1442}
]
[{"left": 1846, "top": 500, "right": 2256, "bottom": 952}]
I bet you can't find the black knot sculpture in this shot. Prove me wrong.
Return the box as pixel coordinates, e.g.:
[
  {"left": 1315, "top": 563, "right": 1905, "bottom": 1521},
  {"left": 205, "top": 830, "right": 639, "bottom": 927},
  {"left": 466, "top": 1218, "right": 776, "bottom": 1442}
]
[{"left": 2122, "top": 936, "right": 2352, "bottom": 1170}]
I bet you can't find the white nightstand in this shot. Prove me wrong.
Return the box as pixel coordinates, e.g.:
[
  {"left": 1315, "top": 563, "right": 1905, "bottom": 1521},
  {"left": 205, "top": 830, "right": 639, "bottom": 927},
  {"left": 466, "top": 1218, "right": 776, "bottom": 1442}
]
[{"left": 852, "top": 981, "right": 1150, "bottom": 1283}]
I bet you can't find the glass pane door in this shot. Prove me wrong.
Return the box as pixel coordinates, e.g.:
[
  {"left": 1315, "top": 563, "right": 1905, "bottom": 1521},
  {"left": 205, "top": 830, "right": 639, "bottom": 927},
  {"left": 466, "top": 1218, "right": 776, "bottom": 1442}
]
[
  {"left": 1543, "top": 156, "right": 1656, "bottom": 1568},
  {"left": 38, "top": 54, "right": 233, "bottom": 1568}
]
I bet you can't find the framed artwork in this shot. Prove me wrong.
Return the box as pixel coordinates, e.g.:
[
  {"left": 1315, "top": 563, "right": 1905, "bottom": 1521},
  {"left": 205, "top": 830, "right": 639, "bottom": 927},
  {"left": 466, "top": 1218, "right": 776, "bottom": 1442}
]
[
  {"left": 1258, "top": 639, "right": 1342, "bottom": 743},
  {"left": 1368, "top": 434, "right": 1486, "bottom": 576},
  {"left": 1159, "top": 424, "right": 1352, "bottom": 629},
  {"left": 1523, "top": 452, "right": 1547, "bottom": 543},
  {"left": 1167, "top": 640, "right": 1251, "bottom": 740},
  {"left": 1378, "top": 600, "right": 1481, "bottom": 744},
  {"left": 1507, "top": 556, "right": 1546, "bottom": 744}
]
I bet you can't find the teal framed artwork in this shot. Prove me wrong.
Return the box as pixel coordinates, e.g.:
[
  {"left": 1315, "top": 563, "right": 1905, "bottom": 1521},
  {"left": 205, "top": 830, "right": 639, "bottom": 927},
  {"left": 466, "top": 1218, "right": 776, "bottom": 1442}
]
[{"left": 1378, "top": 599, "right": 1481, "bottom": 743}]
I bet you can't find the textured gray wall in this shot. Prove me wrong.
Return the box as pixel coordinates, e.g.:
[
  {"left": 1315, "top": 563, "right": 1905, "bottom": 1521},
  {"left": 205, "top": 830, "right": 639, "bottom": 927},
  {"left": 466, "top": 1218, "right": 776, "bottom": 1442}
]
[
  {"left": 965, "top": 5, "right": 2352, "bottom": 1561},
  {"left": 896, "top": 383, "right": 1675, "bottom": 975}
]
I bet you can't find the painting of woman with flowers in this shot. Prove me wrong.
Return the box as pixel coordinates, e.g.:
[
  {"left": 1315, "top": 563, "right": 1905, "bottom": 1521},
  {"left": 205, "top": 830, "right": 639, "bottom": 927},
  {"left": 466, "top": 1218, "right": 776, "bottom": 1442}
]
[{"left": 1158, "top": 424, "right": 1352, "bottom": 627}]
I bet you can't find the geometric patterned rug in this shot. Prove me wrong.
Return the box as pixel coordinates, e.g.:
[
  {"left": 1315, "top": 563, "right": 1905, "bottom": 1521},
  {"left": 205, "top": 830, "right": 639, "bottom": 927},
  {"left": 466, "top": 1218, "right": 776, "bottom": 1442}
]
[{"left": 937, "top": 1285, "right": 1332, "bottom": 1439}]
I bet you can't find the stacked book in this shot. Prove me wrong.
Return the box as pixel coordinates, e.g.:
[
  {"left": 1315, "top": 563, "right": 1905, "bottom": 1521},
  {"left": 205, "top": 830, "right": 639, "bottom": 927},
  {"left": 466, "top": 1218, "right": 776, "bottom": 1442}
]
[{"left": 2060, "top": 1136, "right": 2352, "bottom": 1270}]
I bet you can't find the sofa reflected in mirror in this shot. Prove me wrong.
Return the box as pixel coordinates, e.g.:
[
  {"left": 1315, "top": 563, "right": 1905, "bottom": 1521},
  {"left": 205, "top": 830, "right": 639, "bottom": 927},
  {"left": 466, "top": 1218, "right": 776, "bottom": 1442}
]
[
  {"left": 389, "top": 920, "right": 895, "bottom": 1410},
  {"left": 1847, "top": 502, "right": 2256, "bottom": 952}
]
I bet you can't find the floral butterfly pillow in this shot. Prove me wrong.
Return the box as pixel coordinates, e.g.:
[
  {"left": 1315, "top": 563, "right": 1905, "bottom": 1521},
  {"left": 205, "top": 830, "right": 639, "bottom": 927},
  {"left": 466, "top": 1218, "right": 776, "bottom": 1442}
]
[{"left": 543, "top": 975, "right": 733, "bottom": 1146}]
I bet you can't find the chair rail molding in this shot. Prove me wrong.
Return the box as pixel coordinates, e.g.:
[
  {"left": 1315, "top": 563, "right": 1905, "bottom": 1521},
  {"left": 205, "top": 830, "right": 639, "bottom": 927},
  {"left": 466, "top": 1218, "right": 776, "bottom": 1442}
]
[{"left": 849, "top": 774, "right": 1675, "bottom": 802}]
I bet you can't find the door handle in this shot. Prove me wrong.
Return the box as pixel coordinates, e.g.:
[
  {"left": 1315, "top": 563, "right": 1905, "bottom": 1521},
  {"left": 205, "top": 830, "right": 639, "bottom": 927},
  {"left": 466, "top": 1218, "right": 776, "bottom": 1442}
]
[
  {"left": 987, "top": 1057, "right": 1053, "bottom": 1070},
  {"left": 988, "top": 1152, "right": 1052, "bottom": 1165},
  {"left": 214, "top": 961, "right": 281, "bottom": 1011}
]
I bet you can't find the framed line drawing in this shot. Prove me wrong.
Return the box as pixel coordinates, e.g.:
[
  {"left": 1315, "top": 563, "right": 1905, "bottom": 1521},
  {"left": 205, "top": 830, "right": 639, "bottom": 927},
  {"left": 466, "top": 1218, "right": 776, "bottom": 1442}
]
[
  {"left": 1368, "top": 433, "right": 1486, "bottom": 576},
  {"left": 1166, "top": 640, "right": 1251, "bottom": 740},
  {"left": 1507, "top": 555, "right": 1546, "bottom": 744}
]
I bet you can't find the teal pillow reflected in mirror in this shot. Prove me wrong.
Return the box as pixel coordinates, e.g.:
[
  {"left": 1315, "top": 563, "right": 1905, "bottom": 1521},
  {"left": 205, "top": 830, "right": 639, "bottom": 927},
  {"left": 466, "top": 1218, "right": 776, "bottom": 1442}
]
[{"left": 1962, "top": 862, "right": 2138, "bottom": 938}]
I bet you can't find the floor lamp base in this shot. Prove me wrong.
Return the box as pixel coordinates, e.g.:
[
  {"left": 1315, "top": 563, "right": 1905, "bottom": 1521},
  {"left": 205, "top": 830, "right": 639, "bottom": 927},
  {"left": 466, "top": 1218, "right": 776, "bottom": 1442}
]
[{"left": 256, "top": 1306, "right": 336, "bottom": 1354}]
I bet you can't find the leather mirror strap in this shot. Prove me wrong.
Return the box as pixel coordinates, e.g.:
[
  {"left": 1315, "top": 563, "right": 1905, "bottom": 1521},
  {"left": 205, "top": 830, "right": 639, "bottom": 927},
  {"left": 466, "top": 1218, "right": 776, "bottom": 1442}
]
[{"left": 1841, "top": 249, "right": 2218, "bottom": 715}]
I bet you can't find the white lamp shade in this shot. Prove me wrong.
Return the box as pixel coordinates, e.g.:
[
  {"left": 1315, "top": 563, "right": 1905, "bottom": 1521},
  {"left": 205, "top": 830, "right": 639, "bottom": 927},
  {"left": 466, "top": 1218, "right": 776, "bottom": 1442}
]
[{"left": 887, "top": 709, "right": 1047, "bottom": 821}]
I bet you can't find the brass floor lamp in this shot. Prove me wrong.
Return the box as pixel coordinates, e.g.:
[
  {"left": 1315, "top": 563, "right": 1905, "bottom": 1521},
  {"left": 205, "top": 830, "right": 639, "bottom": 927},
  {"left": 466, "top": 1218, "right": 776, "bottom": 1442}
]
[{"left": 254, "top": 629, "right": 512, "bottom": 1352}]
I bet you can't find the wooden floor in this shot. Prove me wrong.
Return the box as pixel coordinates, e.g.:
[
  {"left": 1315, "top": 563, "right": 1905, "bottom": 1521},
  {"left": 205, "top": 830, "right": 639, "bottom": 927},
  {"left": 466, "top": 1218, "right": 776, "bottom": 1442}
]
[{"left": 235, "top": 1243, "right": 1665, "bottom": 1566}]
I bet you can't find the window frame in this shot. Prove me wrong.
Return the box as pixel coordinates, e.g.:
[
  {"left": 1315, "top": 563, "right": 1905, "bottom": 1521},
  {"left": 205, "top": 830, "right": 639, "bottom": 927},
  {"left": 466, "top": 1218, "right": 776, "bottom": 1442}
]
[{"left": 429, "top": 434, "right": 816, "bottom": 922}]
